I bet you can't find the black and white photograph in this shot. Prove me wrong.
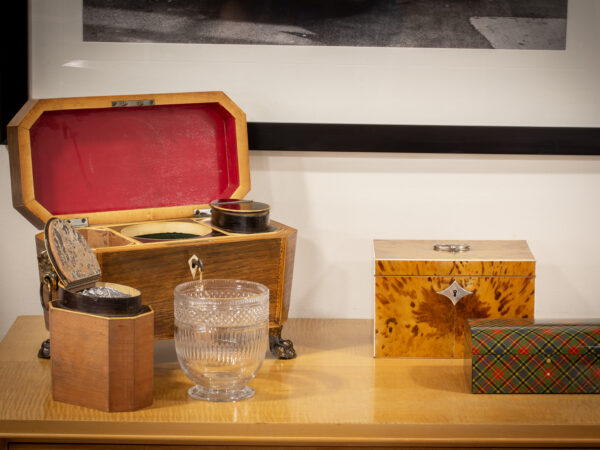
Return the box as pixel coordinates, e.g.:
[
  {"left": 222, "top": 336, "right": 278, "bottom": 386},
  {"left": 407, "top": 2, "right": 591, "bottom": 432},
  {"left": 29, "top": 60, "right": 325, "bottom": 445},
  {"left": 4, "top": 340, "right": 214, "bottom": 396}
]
[{"left": 83, "top": 0, "right": 568, "bottom": 50}]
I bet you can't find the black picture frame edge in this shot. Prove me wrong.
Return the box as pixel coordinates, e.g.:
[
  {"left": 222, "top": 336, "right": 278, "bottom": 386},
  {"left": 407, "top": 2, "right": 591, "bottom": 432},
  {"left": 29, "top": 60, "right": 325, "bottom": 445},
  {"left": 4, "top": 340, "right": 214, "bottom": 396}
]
[
  {"left": 247, "top": 122, "right": 600, "bottom": 155},
  {"left": 0, "top": 1, "right": 29, "bottom": 146}
]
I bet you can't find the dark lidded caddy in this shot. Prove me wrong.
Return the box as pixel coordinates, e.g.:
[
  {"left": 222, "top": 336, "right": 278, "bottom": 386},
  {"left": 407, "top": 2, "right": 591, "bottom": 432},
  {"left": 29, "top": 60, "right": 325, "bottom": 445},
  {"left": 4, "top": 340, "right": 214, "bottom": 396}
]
[
  {"left": 7, "top": 91, "right": 297, "bottom": 359},
  {"left": 466, "top": 318, "right": 600, "bottom": 394}
]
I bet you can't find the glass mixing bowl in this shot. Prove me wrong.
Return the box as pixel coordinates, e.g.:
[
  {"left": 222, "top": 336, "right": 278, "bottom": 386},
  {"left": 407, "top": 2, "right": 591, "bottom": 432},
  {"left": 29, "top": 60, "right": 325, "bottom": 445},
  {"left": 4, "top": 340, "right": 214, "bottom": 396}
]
[{"left": 174, "top": 279, "right": 269, "bottom": 402}]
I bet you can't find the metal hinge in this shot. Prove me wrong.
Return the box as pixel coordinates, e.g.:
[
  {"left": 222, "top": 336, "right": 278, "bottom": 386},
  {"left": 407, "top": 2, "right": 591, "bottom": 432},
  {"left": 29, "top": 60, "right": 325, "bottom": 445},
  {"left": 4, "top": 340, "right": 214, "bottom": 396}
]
[
  {"left": 194, "top": 208, "right": 211, "bottom": 218},
  {"left": 67, "top": 217, "right": 89, "bottom": 228}
]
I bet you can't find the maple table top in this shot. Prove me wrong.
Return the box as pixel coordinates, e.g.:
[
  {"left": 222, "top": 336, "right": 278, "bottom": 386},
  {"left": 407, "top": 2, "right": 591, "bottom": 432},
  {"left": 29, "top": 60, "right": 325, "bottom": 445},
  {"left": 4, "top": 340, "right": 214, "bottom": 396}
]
[{"left": 1, "top": 316, "right": 599, "bottom": 448}]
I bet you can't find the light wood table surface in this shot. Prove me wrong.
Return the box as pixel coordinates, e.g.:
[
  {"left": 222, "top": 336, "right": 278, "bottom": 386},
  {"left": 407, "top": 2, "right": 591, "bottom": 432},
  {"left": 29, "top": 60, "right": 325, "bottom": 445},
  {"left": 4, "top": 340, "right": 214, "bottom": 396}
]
[{"left": 1, "top": 316, "right": 600, "bottom": 449}]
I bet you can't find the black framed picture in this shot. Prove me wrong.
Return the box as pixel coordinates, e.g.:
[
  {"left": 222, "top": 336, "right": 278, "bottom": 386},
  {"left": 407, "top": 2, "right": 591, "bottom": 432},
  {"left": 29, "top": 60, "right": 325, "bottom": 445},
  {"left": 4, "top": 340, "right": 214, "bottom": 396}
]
[
  {"left": 76, "top": 0, "right": 598, "bottom": 155},
  {"left": 17, "top": 0, "right": 600, "bottom": 154}
]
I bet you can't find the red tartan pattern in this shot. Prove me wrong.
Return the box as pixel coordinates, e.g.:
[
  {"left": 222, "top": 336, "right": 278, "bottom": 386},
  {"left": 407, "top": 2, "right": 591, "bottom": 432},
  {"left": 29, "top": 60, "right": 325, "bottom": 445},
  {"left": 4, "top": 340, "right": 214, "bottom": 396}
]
[{"left": 469, "top": 319, "right": 600, "bottom": 394}]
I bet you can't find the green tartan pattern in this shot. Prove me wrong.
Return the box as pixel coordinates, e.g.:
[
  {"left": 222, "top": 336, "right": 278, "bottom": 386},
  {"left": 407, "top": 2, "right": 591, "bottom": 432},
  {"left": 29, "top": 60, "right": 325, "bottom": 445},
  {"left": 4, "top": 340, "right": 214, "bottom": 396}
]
[{"left": 469, "top": 319, "right": 600, "bottom": 394}]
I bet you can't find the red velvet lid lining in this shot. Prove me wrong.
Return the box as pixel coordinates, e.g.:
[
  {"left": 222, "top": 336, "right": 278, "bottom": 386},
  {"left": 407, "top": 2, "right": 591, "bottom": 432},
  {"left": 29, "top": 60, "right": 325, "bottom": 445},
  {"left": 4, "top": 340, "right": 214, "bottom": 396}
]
[{"left": 29, "top": 103, "right": 240, "bottom": 216}]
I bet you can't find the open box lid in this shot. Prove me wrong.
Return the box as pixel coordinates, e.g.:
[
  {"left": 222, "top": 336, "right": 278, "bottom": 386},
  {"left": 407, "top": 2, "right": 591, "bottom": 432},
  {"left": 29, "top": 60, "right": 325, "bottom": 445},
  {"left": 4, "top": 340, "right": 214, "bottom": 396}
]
[
  {"left": 44, "top": 218, "right": 101, "bottom": 291},
  {"left": 7, "top": 92, "right": 250, "bottom": 229}
]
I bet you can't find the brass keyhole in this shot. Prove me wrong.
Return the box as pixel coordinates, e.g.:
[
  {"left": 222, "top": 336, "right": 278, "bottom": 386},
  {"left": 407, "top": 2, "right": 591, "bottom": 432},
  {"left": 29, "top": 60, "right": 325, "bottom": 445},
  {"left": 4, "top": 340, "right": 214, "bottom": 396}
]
[{"left": 453, "top": 289, "right": 458, "bottom": 297}]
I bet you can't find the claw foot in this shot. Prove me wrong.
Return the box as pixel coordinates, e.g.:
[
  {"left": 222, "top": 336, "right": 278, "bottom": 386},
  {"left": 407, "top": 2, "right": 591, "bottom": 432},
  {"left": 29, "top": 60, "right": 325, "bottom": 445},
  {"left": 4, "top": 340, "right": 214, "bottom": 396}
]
[
  {"left": 38, "top": 338, "right": 50, "bottom": 359},
  {"left": 269, "top": 327, "right": 296, "bottom": 359}
]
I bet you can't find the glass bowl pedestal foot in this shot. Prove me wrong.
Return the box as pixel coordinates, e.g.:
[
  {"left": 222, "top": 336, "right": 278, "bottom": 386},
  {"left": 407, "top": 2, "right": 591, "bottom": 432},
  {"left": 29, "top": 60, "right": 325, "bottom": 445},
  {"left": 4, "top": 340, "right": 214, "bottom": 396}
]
[{"left": 188, "top": 385, "right": 255, "bottom": 402}]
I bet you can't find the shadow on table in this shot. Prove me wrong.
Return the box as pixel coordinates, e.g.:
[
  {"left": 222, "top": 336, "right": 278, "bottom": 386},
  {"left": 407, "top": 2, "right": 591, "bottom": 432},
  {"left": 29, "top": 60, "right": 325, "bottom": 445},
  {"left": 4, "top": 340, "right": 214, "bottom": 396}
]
[{"left": 408, "top": 361, "right": 470, "bottom": 394}]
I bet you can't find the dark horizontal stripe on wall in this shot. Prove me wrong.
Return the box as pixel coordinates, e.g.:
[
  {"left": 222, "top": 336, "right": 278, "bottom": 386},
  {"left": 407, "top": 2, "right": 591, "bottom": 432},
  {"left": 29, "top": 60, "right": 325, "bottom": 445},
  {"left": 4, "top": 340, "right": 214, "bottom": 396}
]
[{"left": 247, "top": 123, "right": 600, "bottom": 155}]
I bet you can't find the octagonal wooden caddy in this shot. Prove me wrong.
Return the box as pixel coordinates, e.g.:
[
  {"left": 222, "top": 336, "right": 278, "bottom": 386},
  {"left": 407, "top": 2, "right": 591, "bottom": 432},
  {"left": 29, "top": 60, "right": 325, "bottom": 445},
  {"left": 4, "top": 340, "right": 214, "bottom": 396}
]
[{"left": 7, "top": 91, "right": 297, "bottom": 359}]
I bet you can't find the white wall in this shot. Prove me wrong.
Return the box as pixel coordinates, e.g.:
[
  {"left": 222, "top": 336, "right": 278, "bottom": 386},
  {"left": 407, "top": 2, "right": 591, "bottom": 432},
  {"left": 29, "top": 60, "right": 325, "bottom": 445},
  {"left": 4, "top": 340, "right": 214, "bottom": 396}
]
[{"left": 1, "top": 0, "right": 600, "bottom": 338}]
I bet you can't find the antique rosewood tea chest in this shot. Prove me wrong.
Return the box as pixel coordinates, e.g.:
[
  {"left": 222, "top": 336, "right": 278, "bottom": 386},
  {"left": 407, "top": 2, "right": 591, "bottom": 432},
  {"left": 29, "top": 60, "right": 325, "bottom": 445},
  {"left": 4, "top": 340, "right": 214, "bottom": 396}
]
[
  {"left": 374, "top": 240, "right": 535, "bottom": 358},
  {"left": 7, "top": 92, "right": 297, "bottom": 358},
  {"left": 466, "top": 318, "right": 600, "bottom": 394}
]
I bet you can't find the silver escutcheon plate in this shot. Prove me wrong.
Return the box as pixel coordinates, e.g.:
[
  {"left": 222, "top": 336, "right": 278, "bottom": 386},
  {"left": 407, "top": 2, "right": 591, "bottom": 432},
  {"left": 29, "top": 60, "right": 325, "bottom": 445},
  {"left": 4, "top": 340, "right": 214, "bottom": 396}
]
[{"left": 437, "top": 280, "right": 473, "bottom": 306}]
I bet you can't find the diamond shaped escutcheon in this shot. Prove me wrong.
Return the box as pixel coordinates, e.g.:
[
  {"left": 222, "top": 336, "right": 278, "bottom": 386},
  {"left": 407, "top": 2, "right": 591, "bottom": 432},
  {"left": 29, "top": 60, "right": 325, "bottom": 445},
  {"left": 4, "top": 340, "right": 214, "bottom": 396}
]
[{"left": 437, "top": 280, "right": 473, "bottom": 305}]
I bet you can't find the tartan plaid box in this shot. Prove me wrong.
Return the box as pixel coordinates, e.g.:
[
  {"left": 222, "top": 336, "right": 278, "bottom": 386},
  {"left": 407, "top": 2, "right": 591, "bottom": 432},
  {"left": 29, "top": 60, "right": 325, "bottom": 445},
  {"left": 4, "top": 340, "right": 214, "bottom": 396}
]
[{"left": 466, "top": 318, "right": 600, "bottom": 394}]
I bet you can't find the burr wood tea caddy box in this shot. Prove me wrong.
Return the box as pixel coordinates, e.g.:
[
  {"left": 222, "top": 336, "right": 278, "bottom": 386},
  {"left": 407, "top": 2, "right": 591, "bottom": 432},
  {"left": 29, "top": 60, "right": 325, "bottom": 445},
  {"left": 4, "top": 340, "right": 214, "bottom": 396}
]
[
  {"left": 374, "top": 240, "right": 535, "bottom": 358},
  {"left": 7, "top": 91, "right": 297, "bottom": 358}
]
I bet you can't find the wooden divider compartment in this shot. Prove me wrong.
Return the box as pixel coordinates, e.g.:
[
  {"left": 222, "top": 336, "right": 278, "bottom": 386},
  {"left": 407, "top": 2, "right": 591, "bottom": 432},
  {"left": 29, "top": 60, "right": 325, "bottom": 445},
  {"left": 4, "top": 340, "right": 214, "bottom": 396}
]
[{"left": 77, "top": 227, "right": 137, "bottom": 249}]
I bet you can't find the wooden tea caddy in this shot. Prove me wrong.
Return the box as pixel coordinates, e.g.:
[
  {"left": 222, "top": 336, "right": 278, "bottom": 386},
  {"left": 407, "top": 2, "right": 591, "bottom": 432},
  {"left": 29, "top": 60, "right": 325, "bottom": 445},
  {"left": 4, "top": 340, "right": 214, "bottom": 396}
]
[
  {"left": 7, "top": 91, "right": 297, "bottom": 359},
  {"left": 374, "top": 240, "right": 535, "bottom": 358},
  {"left": 45, "top": 217, "right": 154, "bottom": 412}
]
